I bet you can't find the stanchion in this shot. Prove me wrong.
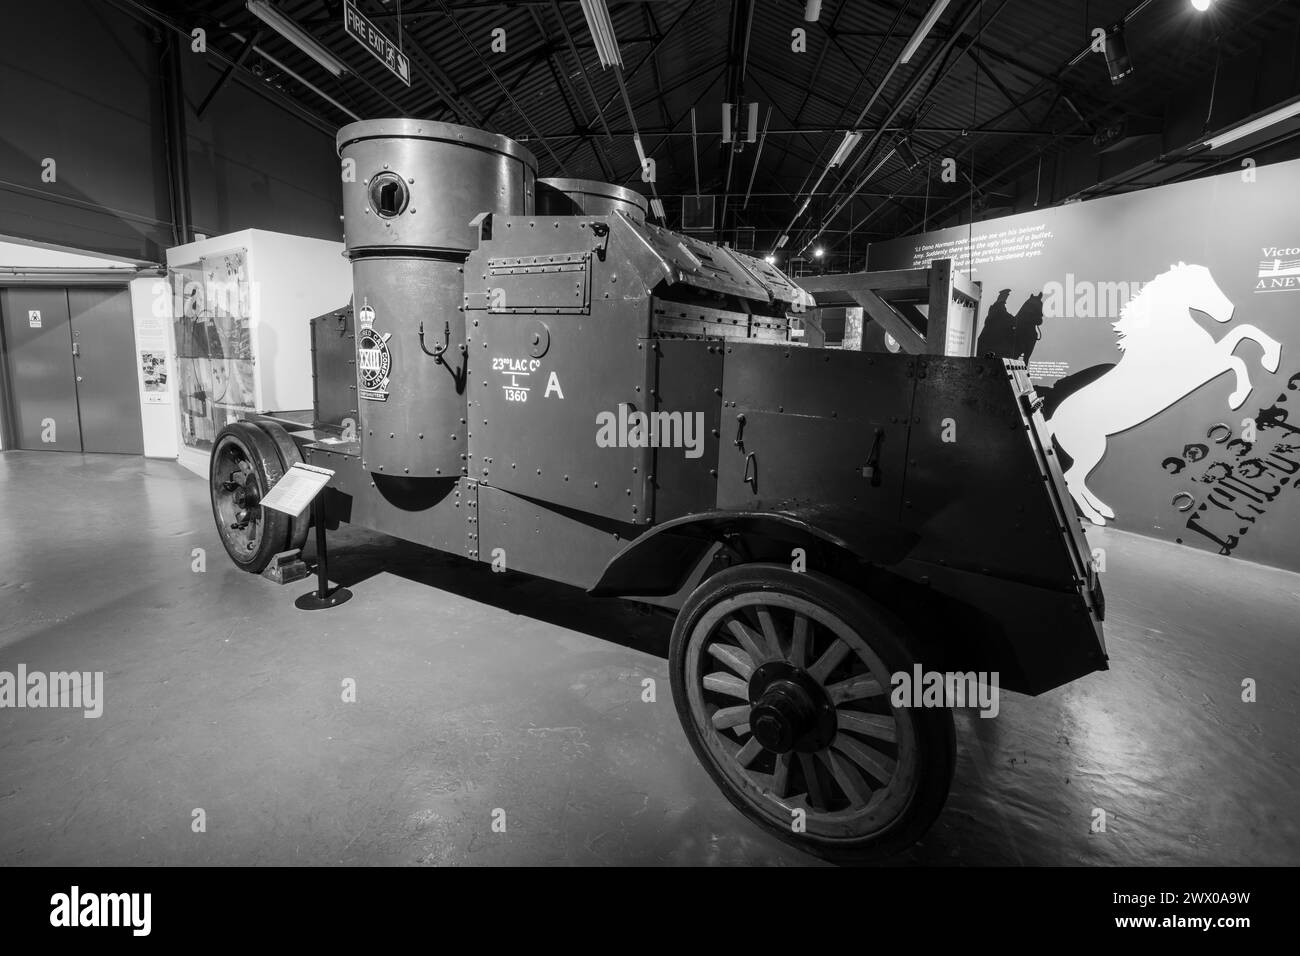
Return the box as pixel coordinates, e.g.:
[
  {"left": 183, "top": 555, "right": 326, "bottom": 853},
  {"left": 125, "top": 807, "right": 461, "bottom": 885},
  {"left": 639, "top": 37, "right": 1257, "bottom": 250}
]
[{"left": 295, "top": 492, "right": 352, "bottom": 610}]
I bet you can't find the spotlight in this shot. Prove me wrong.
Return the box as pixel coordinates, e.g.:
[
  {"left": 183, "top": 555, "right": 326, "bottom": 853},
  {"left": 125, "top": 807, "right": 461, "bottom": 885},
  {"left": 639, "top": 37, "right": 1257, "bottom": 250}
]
[
  {"left": 813, "top": 247, "right": 824, "bottom": 259},
  {"left": 1191, "top": 0, "right": 1213, "bottom": 10},
  {"left": 1103, "top": 24, "right": 1133, "bottom": 86},
  {"left": 764, "top": 254, "right": 776, "bottom": 264}
]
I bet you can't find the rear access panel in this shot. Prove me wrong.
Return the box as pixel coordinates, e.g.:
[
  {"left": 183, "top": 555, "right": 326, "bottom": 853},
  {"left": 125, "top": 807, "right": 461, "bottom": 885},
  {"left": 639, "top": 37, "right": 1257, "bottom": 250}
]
[
  {"left": 902, "top": 356, "right": 1085, "bottom": 590},
  {"left": 465, "top": 312, "right": 655, "bottom": 524},
  {"left": 310, "top": 306, "right": 356, "bottom": 430},
  {"left": 717, "top": 345, "right": 915, "bottom": 526}
]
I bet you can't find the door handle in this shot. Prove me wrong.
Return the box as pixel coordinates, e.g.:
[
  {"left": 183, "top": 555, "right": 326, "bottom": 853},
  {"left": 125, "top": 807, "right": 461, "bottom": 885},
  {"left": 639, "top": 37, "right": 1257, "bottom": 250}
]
[
  {"left": 71, "top": 343, "right": 80, "bottom": 357},
  {"left": 861, "top": 428, "right": 885, "bottom": 486}
]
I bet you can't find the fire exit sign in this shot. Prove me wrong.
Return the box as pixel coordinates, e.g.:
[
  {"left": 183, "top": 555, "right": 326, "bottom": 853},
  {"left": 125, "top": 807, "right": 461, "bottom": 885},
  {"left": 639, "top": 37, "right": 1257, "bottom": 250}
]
[
  {"left": 343, "top": 1, "right": 411, "bottom": 87},
  {"left": 28, "top": 310, "right": 41, "bottom": 328}
]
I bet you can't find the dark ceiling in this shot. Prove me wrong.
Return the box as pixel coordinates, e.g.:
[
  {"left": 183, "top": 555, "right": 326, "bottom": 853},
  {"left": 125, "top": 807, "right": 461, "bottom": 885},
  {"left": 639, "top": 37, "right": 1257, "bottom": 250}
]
[{"left": 123, "top": 0, "right": 1300, "bottom": 267}]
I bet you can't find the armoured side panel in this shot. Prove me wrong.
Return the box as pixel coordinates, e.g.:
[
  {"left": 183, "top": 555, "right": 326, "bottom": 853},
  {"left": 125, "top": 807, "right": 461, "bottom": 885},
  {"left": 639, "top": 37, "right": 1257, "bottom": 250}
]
[
  {"left": 464, "top": 311, "right": 655, "bottom": 523},
  {"left": 475, "top": 483, "right": 639, "bottom": 589},
  {"left": 304, "top": 442, "right": 468, "bottom": 553},
  {"left": 717, "top": 345, "right": 915, "bottom": 526},
  {"left": 351, "top": 256, "right": 467, "bottom": 476},
  {"left": 651, "top": 339, "right": 724, "bottom": 520},
  {"left": 464, "top": 217, "right": 656, "bottom": 525}
]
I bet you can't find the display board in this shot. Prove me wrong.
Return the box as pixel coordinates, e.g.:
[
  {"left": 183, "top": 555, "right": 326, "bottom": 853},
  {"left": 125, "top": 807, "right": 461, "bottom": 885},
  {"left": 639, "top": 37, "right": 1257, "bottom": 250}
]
[
  {"left": 868, "top": 159, "right": 1300, "bottom": 571},
  {"left": 171, "top": 249, "right": 255, "bottom": 451}
]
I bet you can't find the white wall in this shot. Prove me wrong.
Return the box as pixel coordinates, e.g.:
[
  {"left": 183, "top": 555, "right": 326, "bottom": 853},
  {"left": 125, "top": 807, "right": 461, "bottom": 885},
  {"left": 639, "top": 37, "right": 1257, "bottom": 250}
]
[
  {"left": 247, "top": 230, "right": 351, "bottom": 411},
  {"left": 129, "top": 276, "right": 179, "bottom": 459}
]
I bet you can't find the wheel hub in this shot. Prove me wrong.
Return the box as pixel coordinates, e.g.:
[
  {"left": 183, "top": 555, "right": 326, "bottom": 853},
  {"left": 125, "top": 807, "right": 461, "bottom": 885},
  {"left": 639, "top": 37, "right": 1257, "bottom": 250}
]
[
  {"left": 223, "top": 469, "right": 259, "bottom": 517},
  {"left": 748, "top": 662, "right": 836, "bottom": 753}
]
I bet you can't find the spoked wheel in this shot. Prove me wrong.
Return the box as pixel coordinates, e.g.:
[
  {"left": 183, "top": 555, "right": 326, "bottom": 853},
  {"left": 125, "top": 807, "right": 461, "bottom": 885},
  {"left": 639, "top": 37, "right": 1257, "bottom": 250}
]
[
  {"left": 209, "top": 422, "right": 291, "bottom": 573},
  {"left": 669, "top": 563, "right": 955, "bottom": 863}
]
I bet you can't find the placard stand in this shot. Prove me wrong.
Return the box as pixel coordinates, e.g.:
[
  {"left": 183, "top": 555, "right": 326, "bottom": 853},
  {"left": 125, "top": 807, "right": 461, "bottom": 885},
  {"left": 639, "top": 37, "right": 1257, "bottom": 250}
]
[{"left": 295, "top": 493, "right": 353, "bottom": 611}]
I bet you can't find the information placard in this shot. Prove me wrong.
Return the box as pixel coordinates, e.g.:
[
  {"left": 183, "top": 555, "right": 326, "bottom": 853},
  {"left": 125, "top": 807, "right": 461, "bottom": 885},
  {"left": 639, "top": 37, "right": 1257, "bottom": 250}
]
[{"left": 260, "top": 462, "right": 335, "bottom": 518}]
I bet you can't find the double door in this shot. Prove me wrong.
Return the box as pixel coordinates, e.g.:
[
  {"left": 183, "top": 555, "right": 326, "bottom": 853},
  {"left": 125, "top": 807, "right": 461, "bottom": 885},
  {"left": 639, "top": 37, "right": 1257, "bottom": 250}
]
[{"left": 0, "top": 286, "right": 144, "bottom": 454}]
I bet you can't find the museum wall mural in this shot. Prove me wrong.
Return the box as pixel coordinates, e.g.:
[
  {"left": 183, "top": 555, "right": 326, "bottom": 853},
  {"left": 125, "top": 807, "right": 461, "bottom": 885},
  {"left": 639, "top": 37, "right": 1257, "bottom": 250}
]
[{"left": 867, "top": 158, "right": 1300, "bottom": 572}]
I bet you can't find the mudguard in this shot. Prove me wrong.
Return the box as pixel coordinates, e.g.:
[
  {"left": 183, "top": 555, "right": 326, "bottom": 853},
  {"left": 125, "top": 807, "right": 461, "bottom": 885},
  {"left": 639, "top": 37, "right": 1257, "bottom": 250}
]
[{"left": 590, "top": 507, "right": 919, "bottom": 597}]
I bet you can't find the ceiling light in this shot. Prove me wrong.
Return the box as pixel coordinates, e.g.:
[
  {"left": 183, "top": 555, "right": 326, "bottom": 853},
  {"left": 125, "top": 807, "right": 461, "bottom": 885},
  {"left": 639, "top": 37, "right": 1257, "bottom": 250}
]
[
  {"left": 828, "top": 131, "right": 862, "bottom": 167},
  {"left": 246, "top": 1, "right": 349, "bottom": 77},
  {"left": 900, "top": 0, "right": 953, "bottom": 65},
  {"left": 764, "top": 254, "right": 776, "bottom": 264},
  {"left": 1191, "top": 0, "right": 1213, "bottom": 10},
  {"left": 804, "top": 0, "right": 822, "bottom": 22},
  {"left": 897, "top": 138, "right": 921, "bottom": 171},
  {"left": 1204, "top": 98, "right": 1300, "bottom": 149},
  {"left": 776, "top": 234, "right": 789, "bottom": 249},
  {"left": 579, "top": 0, "right": 623, "bottom": 69},
  {"left": 813, "top": 247, "right": 824, "bottom": 259},
  {"left": 650, "top": 198, "right": 665, "bottom": 220}
]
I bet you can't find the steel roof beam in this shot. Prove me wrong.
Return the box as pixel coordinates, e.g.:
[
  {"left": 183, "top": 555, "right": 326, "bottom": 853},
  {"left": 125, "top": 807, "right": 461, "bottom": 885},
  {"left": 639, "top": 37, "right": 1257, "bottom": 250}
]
[
  {"left": 799, "top": 0, "right": 1008, "bottom": 252},
  {"left": 580, "top": 1, "right": 695, "bottom": 135},
  {"left": 196, "top": 28, "right": 261, "bottom": 119},
  {"left": 432, "top": 0, "right": 568, "bottom": 172},
  {"left": 612, "top": 61, "right": 729, "bottom": 189},
  {"left": 530, "top": 5, "right": 616, "bottom": 179},
  {"left": 548, "top": 0, "right": 618, "bottom": 147},
  {"left": 516, "top": 125, "right": 1083, "bottom": 140}
]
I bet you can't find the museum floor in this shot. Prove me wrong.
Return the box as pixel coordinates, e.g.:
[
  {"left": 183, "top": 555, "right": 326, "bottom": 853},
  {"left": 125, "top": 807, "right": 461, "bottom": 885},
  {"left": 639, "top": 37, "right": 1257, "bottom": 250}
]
[{"left": 1, "top": 451, "right": 1296, "bottom": 866}]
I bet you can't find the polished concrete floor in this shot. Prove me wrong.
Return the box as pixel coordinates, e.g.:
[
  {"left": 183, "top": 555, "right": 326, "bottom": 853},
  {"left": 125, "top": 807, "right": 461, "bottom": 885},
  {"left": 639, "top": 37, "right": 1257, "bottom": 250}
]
[{"left": 1, "top": 450, "right": 1297, "bottom": 866}]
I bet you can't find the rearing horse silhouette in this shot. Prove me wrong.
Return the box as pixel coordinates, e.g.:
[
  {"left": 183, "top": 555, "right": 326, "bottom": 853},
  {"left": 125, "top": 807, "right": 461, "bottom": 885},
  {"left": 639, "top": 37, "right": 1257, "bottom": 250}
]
[{"left": 1048, "top": 263, "right": 1282, "bottom": 526}]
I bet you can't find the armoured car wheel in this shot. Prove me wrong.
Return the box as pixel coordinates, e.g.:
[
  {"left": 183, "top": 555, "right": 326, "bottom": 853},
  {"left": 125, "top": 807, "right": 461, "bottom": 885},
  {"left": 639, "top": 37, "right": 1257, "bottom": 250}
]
[
  {"left": 669, "top": 564, "right": 955, "bottom": 863},
  {"left": 209, "top": 422, "right": 291, "bottom": 574},
  {"left": 252, "top": 420, "right": 311, "bottom": 556}
]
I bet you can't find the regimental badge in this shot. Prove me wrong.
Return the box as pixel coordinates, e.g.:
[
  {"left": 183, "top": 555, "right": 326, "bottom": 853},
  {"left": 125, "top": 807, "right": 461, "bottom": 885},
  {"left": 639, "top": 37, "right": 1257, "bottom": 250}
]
[{"left": 357, "top": 302, "right": 391, "bottom": 402}]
